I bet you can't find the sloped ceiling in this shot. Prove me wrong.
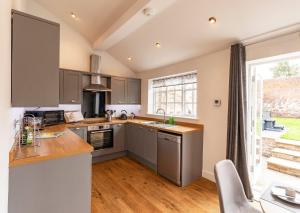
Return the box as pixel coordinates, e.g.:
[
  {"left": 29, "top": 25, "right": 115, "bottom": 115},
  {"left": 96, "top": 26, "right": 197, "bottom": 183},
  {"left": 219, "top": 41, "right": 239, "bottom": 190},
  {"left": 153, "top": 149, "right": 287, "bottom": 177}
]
[
  {"left": 34, "top": 0, "right": 300, "bottom": 72},
  {"left": 33, "top": 0, "right": 143, "bottom": 42},
  {"left": 107, "top": 0, "right": 300, "bottom": 71}
]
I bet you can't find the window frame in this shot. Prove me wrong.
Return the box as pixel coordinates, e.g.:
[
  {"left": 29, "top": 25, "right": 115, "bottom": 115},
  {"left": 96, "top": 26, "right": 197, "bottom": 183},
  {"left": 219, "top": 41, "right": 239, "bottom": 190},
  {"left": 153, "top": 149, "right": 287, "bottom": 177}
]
[{"left": 148, "top": 71, "right": 198, "bottom": 119}]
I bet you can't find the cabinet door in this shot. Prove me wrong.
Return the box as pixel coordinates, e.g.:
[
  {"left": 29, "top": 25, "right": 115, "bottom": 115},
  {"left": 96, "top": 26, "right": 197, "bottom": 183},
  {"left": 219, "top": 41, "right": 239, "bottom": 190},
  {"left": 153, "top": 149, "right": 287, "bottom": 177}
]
[
  {"left": 60, "top": 70, "right": 82, "bottom": 104},
  {"left": 12, "top": 11, "right": 59, "bottom": 107},
  {"left": 143, "top": 128, "right": 158, "bottom": 165},
  {"left": 127, "top": 79, "right": 141, "bottom": 104},
  {"left": 126, "top": 124, "right": 143, "bottom": 157},
  {"left": 110, "top": 77, "right": 127, "bottom": 104},
  {"left": 113, "top": 124, "right": 125, "bottom": 152}
]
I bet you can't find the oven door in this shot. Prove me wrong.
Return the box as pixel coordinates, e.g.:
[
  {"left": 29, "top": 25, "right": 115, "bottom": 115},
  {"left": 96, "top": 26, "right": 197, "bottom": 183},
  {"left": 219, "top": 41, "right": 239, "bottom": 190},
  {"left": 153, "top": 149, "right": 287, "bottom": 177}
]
[{"left": 88, "top": 129, "right": 113, "bottom": 150}]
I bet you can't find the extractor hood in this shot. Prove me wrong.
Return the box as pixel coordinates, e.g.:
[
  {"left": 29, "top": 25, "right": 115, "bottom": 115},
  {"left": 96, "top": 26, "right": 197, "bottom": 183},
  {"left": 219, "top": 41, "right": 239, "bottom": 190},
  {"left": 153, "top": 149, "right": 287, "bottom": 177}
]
[{"left": 83, "top": 54, "right": 111, "bottom": 92}]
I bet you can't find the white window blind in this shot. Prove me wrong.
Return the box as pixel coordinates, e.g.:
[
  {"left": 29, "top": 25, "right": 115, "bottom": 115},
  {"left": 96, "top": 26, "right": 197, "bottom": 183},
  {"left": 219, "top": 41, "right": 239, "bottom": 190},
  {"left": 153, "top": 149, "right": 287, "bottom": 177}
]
[{"left": 151, "top": 72, "right": 197, "bottom": 118}]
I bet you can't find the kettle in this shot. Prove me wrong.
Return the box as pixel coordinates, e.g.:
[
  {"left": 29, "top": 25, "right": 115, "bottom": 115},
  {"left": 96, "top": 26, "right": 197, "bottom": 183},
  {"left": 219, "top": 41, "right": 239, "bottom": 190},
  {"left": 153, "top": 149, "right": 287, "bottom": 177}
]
[{"left": 120, "top": 110, "right": 128, "bottom": 120}]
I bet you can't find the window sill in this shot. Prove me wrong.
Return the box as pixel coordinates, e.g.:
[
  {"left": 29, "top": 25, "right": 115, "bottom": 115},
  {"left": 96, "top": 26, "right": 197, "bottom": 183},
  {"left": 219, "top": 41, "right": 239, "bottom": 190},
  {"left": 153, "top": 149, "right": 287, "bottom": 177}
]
[{"left": 146, "top": 113, "right": 198, "bottom": 121}]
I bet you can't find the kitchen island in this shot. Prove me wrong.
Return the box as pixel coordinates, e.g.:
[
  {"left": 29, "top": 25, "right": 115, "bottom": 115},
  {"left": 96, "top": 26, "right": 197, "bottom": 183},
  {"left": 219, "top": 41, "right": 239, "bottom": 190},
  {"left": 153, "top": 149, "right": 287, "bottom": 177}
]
[{"left": 8, "top": 125, "right": 93, "bottom": 213}]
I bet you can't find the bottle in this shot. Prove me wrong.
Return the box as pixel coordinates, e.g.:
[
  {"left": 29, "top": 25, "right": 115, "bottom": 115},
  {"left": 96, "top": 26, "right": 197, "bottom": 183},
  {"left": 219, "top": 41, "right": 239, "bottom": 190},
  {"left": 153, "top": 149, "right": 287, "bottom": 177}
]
[
  {"left": 27, "top": 131, "right": 33, "bottom": 145},
  {"left": 21, "top": 127, "right": 29, "bottom": 145}
]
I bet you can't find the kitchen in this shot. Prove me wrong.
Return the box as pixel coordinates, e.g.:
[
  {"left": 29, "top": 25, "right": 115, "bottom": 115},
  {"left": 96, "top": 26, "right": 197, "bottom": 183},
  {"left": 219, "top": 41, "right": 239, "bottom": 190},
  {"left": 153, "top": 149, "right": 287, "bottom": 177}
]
[
  {"left": 4, "top": 0, "right": 299, "bottom": 212},
  {"left": 8, "top": 5, "right": 204, "bottom": 213}
]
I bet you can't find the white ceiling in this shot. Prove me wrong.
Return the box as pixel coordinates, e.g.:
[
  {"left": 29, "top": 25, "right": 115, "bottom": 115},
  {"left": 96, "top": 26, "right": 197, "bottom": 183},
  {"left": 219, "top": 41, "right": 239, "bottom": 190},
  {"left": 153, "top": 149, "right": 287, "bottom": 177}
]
[
  {"left": 34, "top": 0, "right": 300, "bottom": 72},
  {"left": 33, "top": 0, "right": 140, "bottom": 42},
  {"left": 107, "top": 0, "right": 300, "bottom": 71}
]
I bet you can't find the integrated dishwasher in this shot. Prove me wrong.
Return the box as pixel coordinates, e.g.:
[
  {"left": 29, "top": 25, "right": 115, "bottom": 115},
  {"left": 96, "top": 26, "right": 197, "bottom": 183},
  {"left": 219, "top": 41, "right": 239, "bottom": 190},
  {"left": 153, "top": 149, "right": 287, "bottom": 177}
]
[{"left": 157, "top": 131, "right": 182, "bottom": 186}]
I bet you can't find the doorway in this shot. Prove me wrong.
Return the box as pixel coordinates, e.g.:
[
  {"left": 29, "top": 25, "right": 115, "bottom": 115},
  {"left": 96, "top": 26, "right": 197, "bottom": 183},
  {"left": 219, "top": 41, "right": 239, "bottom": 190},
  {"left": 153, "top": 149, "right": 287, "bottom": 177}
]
[{"left": 247, "top": 52, "right": 300, "bottom": 197}]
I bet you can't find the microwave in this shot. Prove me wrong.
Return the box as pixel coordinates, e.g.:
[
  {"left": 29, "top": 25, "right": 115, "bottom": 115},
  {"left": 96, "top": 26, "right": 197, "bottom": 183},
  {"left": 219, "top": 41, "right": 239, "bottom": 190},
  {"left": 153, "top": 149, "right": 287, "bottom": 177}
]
[{"left": 25, "top": 110, "right": 64, "bottom": 127}]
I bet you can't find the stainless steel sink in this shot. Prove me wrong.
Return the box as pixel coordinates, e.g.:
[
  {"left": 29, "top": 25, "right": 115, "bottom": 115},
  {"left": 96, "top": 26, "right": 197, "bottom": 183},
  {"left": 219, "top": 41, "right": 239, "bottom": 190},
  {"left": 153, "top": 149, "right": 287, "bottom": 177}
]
[
  {"left": 141, "top": 121, "right": 161, "bottom": 125},
  {"left": 141, "top": 121, "right": 175, "bottom": 128}
]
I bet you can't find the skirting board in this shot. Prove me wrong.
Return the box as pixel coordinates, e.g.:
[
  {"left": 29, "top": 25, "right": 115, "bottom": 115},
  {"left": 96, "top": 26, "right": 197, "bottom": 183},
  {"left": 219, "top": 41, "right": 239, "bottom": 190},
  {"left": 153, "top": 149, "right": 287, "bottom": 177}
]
[{"left": 202, "top": 170, "right": 215, "bottom": 182}]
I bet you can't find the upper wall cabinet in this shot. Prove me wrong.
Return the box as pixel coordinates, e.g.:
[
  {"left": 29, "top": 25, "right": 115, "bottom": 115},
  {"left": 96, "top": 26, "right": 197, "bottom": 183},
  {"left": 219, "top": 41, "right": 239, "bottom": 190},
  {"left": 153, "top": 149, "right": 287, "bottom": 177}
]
[
  {"left": 127, "top": 78, "right": 141, "bottom": 104},
  {"left": 11, "top": 10, "right": 60, "bottom": 107},
  {"left": 107, "top": 77, "right": 141, "bottom": 105},
  {"left": 59, "top": 70, "right": 82, "bottom": 104},
  {"left": 108, "top": 77, "right": 127, "bottom": 104}
]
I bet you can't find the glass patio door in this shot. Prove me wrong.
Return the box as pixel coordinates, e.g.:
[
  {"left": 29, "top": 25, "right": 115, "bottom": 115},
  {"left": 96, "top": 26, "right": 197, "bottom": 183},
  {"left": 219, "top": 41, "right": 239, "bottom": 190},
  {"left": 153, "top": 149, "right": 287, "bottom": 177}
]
[{"left": 247, "top": 65, "right": 263, "bottom": 185}]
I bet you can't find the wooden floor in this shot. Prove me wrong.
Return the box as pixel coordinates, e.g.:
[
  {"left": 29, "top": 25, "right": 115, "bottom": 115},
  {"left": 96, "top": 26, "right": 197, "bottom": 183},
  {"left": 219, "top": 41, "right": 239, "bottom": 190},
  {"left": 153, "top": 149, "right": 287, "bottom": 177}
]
[{"left": 92, "top": 157, "right": 219, "bottom": 213}]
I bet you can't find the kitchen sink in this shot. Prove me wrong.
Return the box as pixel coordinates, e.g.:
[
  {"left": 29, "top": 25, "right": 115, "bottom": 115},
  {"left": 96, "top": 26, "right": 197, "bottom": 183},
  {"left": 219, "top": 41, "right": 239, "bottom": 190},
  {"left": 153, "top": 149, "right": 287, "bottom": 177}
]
[{"left": 142, "top": 121, "right": 175, "bottom": 128}]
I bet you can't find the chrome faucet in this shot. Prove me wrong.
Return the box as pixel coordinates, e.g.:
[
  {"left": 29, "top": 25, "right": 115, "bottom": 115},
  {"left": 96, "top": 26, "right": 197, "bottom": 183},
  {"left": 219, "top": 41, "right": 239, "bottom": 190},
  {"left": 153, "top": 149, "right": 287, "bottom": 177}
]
[{"left": 156, "top": 108, "right": 166, "bottom": 124}]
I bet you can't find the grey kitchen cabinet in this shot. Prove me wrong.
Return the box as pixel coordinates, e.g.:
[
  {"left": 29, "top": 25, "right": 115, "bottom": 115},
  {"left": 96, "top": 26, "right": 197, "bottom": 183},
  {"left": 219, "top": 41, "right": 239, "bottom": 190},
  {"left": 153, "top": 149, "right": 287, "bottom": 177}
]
[
  {"left": 108, "top": 77, "right": 127, "bottom": 104},
  {"left": 9, "top": 154, "right": 92, "bottom": 213},
  {"left": 60, "top": 70, "right": 82, "bottom": 104},
  {"left": 69, "top": 127, "right": 87, "bottom": 140},
  {"left": 126, "top": 124, "right": 157, "bottom": 169},
  {"left": 126, "top": 123, "right": 143, "bottom": 157},
  {"left": 11, "top": 10, "right": 60, "bottom": 107},
  {"left": 107, "top": 77, "right": 141, "bottom": 105},
  {"left": 127, "top": 78, "right": 141, "bottom": 104},
  {"left": 142, "top": 127, "right": 157, "bottom": 165},
  {"left": 113, "top": 124, "right": 125, "bottom": 152}
]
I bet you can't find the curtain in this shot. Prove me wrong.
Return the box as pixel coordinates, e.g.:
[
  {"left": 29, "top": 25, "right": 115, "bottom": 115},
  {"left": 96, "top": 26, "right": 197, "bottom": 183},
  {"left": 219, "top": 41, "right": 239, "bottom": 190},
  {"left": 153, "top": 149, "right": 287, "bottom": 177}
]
[{"left": 226, "top": 43, "right": 253, "bottom": 200}]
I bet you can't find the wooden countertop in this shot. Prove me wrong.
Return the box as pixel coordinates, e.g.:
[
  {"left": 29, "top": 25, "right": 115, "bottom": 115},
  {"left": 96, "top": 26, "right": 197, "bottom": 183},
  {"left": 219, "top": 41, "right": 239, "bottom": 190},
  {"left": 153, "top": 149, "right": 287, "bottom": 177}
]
[
  {"left": 9, "top": 125, "right": 93, "bottom": 168},
  {"left": 9, "top": 117, "right": 203, "bottom": 168},
  {"left": 67, "top": 117, "right": 203, "bottom": 134}
]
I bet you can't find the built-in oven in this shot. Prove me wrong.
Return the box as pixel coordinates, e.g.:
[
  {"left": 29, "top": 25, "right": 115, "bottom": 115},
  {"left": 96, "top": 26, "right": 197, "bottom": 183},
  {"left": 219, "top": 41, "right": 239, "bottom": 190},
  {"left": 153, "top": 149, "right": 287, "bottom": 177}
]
[{"left": 87, "top": 125, "right": 113, "bottom": 150}]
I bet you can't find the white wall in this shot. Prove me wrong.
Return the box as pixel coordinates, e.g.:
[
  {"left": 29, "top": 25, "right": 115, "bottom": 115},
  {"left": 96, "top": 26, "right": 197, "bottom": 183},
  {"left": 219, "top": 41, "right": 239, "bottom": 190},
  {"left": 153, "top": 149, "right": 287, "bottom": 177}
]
[
  {"left": 0, "top": 0, "right": 12, "bottom": 212},
  {"left": 137, "top": 49, "right": 230, "bottom": 181},
  {"left": 246, "top": 32, "right": 300, "bottom": 61},
  {"left": 95, "top": 51, "right": 137, "bottom": 78}
]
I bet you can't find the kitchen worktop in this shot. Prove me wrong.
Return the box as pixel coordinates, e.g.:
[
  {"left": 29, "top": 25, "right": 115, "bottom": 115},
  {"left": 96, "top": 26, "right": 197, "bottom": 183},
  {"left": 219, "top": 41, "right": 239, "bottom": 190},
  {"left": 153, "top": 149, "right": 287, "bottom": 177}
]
[
  {"left": 9, "top": 117, "right": 203, "bottom": 168},
  {"left": 67, "top": 117, "right": 204, "bottom": 134},
  {"left": 9, "top": 125, "right": 93, "bottom": 168}
]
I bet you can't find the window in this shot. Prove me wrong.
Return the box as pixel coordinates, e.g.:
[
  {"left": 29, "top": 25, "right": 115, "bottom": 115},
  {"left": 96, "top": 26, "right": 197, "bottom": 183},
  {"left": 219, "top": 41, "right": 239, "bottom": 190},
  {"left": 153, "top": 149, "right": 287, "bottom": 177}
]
[{"left": 148, "top": 72, "right": 197, "bottom": 118}]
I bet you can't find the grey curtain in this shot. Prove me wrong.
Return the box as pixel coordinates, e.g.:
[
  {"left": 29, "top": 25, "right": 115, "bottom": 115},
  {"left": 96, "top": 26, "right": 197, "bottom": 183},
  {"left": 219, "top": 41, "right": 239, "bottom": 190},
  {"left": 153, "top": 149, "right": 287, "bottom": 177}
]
[{"left": 226, "top": 43, "right": 253, "bottom": 200}]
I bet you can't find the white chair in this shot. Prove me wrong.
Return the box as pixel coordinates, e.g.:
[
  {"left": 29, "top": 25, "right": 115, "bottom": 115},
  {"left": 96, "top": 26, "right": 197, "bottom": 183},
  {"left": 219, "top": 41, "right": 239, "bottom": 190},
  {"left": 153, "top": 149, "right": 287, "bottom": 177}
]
[{"left": 214, "top": 160, "right": 261, "bottom": 213}]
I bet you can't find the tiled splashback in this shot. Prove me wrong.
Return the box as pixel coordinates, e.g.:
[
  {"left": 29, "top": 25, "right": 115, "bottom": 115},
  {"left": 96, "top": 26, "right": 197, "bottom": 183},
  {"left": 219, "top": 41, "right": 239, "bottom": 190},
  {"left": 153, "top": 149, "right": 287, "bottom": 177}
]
[{"left": 106, "top": 105, "right": 141, "bottom": 118}]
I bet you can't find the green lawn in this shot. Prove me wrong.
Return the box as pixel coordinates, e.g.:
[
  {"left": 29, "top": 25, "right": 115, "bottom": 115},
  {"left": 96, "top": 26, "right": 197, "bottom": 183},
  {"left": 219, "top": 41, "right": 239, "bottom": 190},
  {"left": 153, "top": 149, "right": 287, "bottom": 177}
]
[{"left": 274, "top": 117, "right": 300, "bottom": 141}]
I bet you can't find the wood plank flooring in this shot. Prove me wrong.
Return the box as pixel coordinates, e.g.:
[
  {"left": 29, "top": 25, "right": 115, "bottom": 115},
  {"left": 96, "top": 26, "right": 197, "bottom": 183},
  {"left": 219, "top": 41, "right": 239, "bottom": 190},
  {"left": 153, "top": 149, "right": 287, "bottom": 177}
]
[{"left": 92, "top": 157, "right": 219, "bottom": 213}]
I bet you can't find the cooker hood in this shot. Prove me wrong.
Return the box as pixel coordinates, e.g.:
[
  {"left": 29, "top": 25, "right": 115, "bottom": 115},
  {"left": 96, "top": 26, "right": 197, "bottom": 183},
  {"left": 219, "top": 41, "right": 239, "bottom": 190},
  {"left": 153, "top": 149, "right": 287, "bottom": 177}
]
[{"left": 83, "top": 54, "right": 111, "bottom": 92}]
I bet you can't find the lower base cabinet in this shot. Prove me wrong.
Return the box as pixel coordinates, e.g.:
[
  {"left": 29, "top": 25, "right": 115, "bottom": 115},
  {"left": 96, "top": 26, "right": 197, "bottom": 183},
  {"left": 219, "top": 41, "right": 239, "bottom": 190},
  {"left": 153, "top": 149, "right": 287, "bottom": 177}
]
[
  {"left": 126, "top": 124, "right": 157, "bottom": 169},
  {"left": 8, "top": 154, "right": 92, "bottom": 213}
]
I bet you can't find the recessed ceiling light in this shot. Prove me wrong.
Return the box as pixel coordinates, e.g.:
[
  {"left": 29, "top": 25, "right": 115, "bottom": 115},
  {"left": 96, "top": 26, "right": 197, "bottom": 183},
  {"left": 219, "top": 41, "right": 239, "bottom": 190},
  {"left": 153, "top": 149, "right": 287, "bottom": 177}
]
[
  {"left": 127, "top": 57, "right": 133, "bottom": 61},
  {"left": 155, "top": 42, "right": 161, "bottom": 48},
  {"left": 70, "top": 12, "right": 77, "bottom": 19},
  {"left": 208, "top": 17, "right": 216, "bottom": 24}
]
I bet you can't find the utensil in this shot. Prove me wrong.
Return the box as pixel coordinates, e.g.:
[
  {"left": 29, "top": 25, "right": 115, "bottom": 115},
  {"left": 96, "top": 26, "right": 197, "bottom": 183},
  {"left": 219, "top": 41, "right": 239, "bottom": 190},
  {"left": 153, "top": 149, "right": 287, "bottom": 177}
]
[
  {"left": 130, "top": 112, "right": 135, "bottom": 119},
  {"left": 105, "top": 110, "right": 113, "bottom": 122}
]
